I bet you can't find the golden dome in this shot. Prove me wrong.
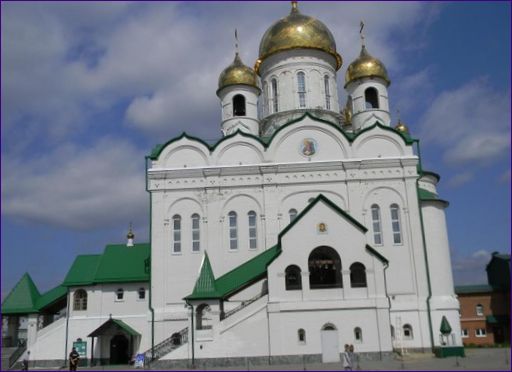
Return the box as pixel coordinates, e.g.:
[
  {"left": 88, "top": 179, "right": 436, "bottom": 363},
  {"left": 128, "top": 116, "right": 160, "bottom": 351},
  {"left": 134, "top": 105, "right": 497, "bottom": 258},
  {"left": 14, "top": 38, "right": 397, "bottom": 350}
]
[
  {"left": 217, "top": 53, "right": 259, "bottom": 94},
  {"left": 394, "top": 119, "right": 409, "bottom": 134},
  {"left": 345, "top": 46, "right": 390, "bottom": 87},
  {"left": 255, "top": 2, "right": 342, "bottom": 74}
]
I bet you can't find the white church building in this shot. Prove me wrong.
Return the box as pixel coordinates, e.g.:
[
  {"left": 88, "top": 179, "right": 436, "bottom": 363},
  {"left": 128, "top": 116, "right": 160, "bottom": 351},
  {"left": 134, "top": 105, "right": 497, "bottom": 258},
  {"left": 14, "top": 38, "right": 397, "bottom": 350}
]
[{"left": 2, "top": 2, "right": 464, "bottom": 368}]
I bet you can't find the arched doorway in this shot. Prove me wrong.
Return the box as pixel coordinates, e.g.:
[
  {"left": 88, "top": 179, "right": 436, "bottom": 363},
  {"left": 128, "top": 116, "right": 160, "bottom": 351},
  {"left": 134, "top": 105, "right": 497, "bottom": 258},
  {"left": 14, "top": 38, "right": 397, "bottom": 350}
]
[
  {"left": 110, "top": 334, "right": 129, "bottom": 364},
  {"left": 321, "top": 323, "right": 339, "bottom": 363}
]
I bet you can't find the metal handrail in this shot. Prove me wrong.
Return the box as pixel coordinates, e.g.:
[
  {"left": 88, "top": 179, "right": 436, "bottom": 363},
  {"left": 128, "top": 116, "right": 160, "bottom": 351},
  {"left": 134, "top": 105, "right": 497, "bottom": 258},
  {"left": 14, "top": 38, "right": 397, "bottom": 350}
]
[
  {"left": 222, "top": 289, "right": 267, "bottom": 320},
  {"left": 8, "top": 342, "right": 27, "bottom": 369},
  {"left": 143, "top": 326, "right": 188, "bottom": 363}
]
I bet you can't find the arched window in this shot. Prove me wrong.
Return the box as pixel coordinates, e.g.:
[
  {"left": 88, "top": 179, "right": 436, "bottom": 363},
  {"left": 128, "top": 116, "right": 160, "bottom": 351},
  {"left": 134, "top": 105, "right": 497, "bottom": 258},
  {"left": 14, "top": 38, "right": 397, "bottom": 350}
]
[
  {"left": 371, "top": 204, "right": 382, "bottom": 245},
  {"left": 350, "top": 262, "right": 367, "bottom": 288},
  {"left": 233, "top": 94, "right": 246, "bottom": 116},
  {"left": 476, "top": 304, "right": 484, "bottom": 316},
  {"left": 289, "top": 208, "right": 298, "bottom": 223},
  {"left": 196, "top": 303, "right": 212, "bottom": 330},
  {"left": 116, "top": 288, "right": 124, "bottom": 300},
  {"left": 263, "top": 81, "right": 269, "bottom": 115},
  {"left": 172, "top": 215, "right": 181, "bottom": 253},
  {"left": 391, "top": 325, "right": 395, "bottom": 340},
  {"left": 271, "top": 78, "right": 279, "bottom": 113},
  {"left": 138, "top": 287, "right": 145, "bottom": 300},
  {"left": 390, "top": 204, "right": 402, "bottom": 244},
  {"left": 248, "top": 211, "right": 257, "bottom": 249},
  {"left": 297, "top": 72, "right": 306, "bottom": 108},
  {"left": 298, "top": 328, "right": 306, "bottom": 343},
  {"left": 365, "top": 87, "right": 379, "bottom": 109},
  {"left": 192, "top": 214, "right": 200, "bottom": 252},
  {"left": 308, "top": 246, "right": 342, "bottom": 289},
  {"left": 403, "top": 324, "right": 413, "bottom": 340},
  {"left": 354, "top": 327, "right": 363, "bottom": 343},
  {"left": 285, "top": 265, "right": 302, "bottom": 290},
  {"left": 322, "top": 323, "right": 337, "bottom": 331},
  {"left": 324, "top": 75, "right": 331, "bottom": 110},
  {"left": 73, "top": 289, "right": 87, "bottom": 311},
  {"left": 228, "top": 211, "right": 238, "bottom": 250}
]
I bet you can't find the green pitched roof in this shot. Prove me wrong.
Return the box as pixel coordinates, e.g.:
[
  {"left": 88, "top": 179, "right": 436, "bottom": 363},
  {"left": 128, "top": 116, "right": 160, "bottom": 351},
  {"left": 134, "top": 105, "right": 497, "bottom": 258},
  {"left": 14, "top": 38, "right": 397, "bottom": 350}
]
[
  {"left": 187, "top": 253, "right": 221, "bottom": 299},
  {"left": 88, "top": 318, "right": 140, "bottom": 337},
  {"left": 36, "top": 285, "right": 67, "bottom": 311},
  {"left": 186, "top": 245, "right": 281, "bottom": 300},
  {"left": 440, "top": 316, "right": 452, "bottom": 334},
  {"left": 486, "top": 315, "right": 509, "bottom": 324},
  {"left": 2, "top": 273, "right": 41, "bottom": 314},
  {"left": 62, "top": 254, "right": 102, "bottom": 286},
  {"left": 94, "top": 243, "right": 150, "bottom": 283},
  {"left": 454, "top": 284, "right": 494, "bottom": 294}
]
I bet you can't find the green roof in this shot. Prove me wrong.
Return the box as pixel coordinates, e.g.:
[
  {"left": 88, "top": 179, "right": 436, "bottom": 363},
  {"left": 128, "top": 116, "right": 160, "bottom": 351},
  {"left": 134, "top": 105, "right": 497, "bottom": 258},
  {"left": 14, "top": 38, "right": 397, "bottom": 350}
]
[
  {"left": 36, "top": 285, "right": 67, "bottom": 311},
  {"left": 88, "top": 318, "right": 140, "bottom": 337},
  {"left": 418, "top": 187, "right": 449, "bottom": 207},
  {"left": 2, "top": 273, "right": 41, "bottom": 314},
  {"left": 63, "top": 254, "right": 102, "bottom": 286},
  {"left": 62, "top": 244, "right": 150, "bottom": 287},
  {"left": 187, "top": 253, "right": 221, "bottom": 299},
  {"left": 454, "top": 284, "right": 494, "bottom": 294},
  {"left": 186, "top": 245, "right": 281, "bottom": 300},
  {"left": 94, "top": 243, "right": 150, "bottom": 283},
  {"left": 440, "top": 316, "right": 452, "bottom": 334},
  {"left": 486, "top": 315, "right": 509, "bottom": 324}
]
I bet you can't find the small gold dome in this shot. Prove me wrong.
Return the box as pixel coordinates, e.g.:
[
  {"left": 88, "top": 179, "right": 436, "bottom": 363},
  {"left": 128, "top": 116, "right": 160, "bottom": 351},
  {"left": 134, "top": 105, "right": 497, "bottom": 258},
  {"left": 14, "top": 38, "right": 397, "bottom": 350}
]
[
  {"left": 345, "top": 46, "right": 390, "bottom": 87},
  {"left": 217, "top": 53, "right": 259, "bottom": 95},
  {"left": 395, "top": 120, "right": 409, "bottom": 134},
  {"left": 256, "top": 2, "right": 342, "bottom": 74}
]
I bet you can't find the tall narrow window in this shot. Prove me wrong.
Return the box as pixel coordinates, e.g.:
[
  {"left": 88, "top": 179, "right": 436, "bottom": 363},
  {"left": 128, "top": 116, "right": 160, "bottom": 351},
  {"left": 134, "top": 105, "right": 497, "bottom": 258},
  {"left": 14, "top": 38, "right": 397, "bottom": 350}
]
[
  {"left": 228, "top": 211, "right": 238, "bottom": 250},
  {"left": 403, "top": 324, "right": 413, "bottom": 340},
  {"left": 289, "top": 208, "right": 298, "bottom": 223},
  {"left": 298, "top": 329, "right": 306, "bottom": 343},
  {"left": 73, "top": 290, "right": 87, "bottom": 311},
  {"left": 263, "top": 81, "right": 269, "bottom": 115},
  {"left": 350, "top": 262, "right": 367, "bottom": 288},
  {"left": 476, "top": 304, "right": 484, "bottom": 316},
  {"left": 173, "top": 215, "right": 181, "bottom": 253},
  {"left": 192, "top": 214, "right": 200, "bottom": 252},
  {"left": 324, "top": 75, "right": 331, "bottom": 110},
  {"left": 390, "top": 204, "right": 402, "bottom": 244},
  {"left": 271, "top": 78, "right": 279, "bottom": 113},
  {"left": 138, "top": 287, "right": 146, "bottom": 300},
  {"left": 232, "top": 94, "right": 246, "bottom": 116},
  {"left": 371, "top": 204, "right": 382, "bottom": 245},
  {"left": 297, "top": 72, "right": 306, "bottom": 108},
  {"left": 365, "top": 87, "right": 379, "bottom": 109},
  {"left": 354, "top": 327, "right": 363, "bottom": 343},
  {"left": 116, "top": 288, "right": 124, "bottom": 301},
  {"left": 248, "top": 211, "right": 257, "bottom": 249},
  {"left": 285, "top": 265, "right": 302, "bottom": 290}
]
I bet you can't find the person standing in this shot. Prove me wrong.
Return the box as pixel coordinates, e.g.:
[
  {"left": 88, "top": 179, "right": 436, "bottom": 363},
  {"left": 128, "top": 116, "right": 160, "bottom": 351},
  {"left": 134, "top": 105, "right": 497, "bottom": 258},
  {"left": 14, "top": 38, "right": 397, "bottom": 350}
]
[
  {"left": 342, "top": 344, "right": 353, "bottom": 370},
  {"left": 69, "top": 347, "right": 80, "bottom": 371},
  {"left": 349, "top": 344, "right": 359, "bottom": 370}
]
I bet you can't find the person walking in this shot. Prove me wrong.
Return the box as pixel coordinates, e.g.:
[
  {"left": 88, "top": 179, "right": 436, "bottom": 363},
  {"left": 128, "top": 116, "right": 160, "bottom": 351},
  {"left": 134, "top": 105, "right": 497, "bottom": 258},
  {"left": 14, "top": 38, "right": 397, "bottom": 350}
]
[
  {"left": 342, "top": 344, "right": 353, "bottom": 370},
  {"left": 69, "top": 347, "right": 80, "bottom": 371},
  {"left": 349, "top": 344, "right": 360, "bottom": 370}
]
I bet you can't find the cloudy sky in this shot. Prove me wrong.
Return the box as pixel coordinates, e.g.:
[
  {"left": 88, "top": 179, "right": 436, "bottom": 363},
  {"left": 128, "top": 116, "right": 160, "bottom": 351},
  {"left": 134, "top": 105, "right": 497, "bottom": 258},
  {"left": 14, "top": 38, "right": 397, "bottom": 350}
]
[{"left": 1, "top": 1, "right": 510, "bottom": 297}]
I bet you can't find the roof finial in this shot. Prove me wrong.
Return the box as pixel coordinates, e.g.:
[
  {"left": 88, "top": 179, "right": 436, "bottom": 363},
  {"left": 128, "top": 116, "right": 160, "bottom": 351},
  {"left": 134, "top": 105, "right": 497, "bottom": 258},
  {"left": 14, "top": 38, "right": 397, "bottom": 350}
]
[
  {"left": 396, "top": 108, "right": 401, "bottom": 123},
  {"left": 127, "top": 222, "right": 134, "bottom": 247},
  {"left": 234, "top": 28, "right": 239, "bottom": 55},
  {"left": 359, "top": 20, "right": 366, "bottom": 49},
  {"left": 291, "top": 1, "right": 299, "bottom": 13}
]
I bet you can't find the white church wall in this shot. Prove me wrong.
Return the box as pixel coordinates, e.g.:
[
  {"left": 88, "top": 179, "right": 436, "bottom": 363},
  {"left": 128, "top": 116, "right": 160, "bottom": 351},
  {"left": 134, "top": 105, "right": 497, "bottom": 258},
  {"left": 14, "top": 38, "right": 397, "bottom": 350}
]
[{"left": 214, "top": 141, "right": 264, "bottom": 166}]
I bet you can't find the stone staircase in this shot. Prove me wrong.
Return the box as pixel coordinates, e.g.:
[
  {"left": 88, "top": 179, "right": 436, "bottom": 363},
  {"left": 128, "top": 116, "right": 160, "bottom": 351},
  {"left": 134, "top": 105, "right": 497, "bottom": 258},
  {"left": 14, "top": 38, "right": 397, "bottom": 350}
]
[{"left": 143, "top": 326, "right": 188, "bottom": 364}]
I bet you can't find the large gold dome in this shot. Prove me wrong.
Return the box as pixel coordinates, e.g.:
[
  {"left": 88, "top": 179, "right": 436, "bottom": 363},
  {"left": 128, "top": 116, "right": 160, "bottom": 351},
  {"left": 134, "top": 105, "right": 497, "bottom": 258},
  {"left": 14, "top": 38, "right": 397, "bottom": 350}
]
[
  {"left": 255, "top": 2, "right": 342, "bottom": 74},
  {"left": 345, "top": 45, "right": 390, "bottom": 87},
  {"left": 217, "top": 53, "right": 260, "bottom": 95}
]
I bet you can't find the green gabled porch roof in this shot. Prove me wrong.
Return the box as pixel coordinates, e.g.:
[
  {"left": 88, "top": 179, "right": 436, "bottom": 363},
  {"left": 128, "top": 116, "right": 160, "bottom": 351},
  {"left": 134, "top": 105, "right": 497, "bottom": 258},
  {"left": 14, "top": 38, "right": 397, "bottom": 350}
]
[
  {"left": 2, "top": 273, "right": 41, "bottom": 314},
  {"left": 88, "top": 318, "right": 140, "bottom": 338},
  {"left": 36, "top": 284, "right": 68, "bottom": 311},
  {"left": 186, "top": 245, "right": 281, "bottom": 301}
]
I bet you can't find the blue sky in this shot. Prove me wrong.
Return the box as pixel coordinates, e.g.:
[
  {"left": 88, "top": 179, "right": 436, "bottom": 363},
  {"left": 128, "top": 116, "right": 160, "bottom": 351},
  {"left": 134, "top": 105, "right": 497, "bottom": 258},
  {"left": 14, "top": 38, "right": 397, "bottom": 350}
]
[{"left": 1, "top": 1, "right": 510, "bottom": 298}]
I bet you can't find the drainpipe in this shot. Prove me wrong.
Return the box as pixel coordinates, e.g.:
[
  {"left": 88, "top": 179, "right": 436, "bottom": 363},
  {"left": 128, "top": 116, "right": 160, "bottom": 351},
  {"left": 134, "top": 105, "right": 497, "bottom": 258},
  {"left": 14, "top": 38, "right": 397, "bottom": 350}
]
[
  {"left": 145, "top": 156, "right": 155, "bottom": 361},
  {"left": 186, "top": 301, "right": 195, "bottom": 368},
  {"left": 63, "top": 288, "right": 70, "bottom": 367},
  {"left": 414, "top": 139, "right": 435, "bottom": 351},
  {"left": 382, "top": 260, "right": 391, "bottom": 356}
]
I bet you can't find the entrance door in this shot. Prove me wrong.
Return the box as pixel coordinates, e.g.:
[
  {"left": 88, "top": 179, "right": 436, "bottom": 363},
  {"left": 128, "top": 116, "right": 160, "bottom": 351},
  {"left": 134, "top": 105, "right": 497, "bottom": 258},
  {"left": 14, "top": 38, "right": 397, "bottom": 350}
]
[
  {"left": 110, "top": 334, "right": 129, "bottom": 364},
  {"left": 321, "top": 325, "right": 339, "bottom": 363}
]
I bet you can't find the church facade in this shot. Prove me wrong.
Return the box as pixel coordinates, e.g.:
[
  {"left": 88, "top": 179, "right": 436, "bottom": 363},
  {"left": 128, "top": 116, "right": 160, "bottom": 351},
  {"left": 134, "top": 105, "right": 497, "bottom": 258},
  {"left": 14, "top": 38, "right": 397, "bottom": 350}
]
[{"left": 2, "top": 2, "right": 463, "bottom": 368}]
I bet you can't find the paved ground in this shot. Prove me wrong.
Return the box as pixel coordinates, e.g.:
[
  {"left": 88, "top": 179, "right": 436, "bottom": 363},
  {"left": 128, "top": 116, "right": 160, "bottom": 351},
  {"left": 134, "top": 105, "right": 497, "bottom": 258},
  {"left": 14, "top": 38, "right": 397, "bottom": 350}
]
[{"left": 27, "top": 348, "right": 510, "bottom": 371}]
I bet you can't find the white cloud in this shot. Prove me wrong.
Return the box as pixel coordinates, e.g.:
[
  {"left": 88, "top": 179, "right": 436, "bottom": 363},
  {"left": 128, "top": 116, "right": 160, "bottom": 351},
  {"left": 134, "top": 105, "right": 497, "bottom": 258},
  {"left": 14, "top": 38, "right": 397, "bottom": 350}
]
[
  {"left": 452, "top": 249, "right": 492, "bottom": 285},
  {"left": 419, "top": 79, "right": 511, "bottom": 166},
  {"left": 446, "top": 171, "right": 474, "bottom": 188},
  {"left": 1, "top": 137, "right": 148, "bottom": 230}
]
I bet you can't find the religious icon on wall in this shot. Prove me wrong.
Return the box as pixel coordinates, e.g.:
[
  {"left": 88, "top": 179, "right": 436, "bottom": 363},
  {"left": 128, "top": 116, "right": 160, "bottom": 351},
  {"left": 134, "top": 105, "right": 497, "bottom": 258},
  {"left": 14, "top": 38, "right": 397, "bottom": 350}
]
[
  {"left": 300, "top": 138, "right": 317, "bottom": 157},
  {"left": 318, "top": 222, "right": 327, "bottom": 233}
]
